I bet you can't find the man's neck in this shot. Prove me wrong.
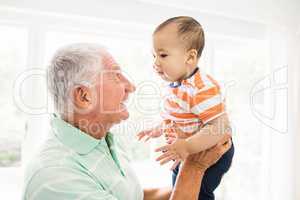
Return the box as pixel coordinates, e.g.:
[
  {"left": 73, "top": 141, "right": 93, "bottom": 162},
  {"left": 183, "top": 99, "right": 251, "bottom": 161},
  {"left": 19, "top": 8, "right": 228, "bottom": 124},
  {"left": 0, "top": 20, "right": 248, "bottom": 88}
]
[{"left": 64, "top": 114, "right": 110, "bottom": 139}]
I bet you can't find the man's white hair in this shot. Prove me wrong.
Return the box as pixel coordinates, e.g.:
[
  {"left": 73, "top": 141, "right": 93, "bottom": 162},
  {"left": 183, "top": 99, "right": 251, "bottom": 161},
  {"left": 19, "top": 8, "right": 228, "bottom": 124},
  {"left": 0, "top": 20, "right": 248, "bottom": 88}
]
[{"left": 47, "top": 43, "right": 105, "bottom": 114}]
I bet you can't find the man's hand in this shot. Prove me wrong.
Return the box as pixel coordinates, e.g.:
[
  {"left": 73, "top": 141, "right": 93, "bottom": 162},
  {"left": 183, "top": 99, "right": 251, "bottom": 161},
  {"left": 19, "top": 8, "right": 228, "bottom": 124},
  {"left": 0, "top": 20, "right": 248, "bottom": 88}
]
[
  {"left": 185, "top": 133, "right": 232, "bottom": 171},
  {"left": 169, "top": 133, "right": 232, "bottom": 200}
]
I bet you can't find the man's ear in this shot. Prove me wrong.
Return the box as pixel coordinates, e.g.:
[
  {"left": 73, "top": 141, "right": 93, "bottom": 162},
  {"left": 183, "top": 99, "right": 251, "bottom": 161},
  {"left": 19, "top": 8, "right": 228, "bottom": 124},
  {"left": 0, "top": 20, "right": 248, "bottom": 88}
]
[
  {"left": 72, "top": 85, "right": 92, "bottom": 109},
  {"left": 186, "top": 49, "right": 198, "bottom": 66}
]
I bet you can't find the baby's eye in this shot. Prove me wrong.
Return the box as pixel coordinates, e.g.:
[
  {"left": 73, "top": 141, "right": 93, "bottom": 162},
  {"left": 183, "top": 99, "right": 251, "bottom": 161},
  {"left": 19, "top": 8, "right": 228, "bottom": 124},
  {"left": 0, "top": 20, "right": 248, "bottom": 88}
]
[{"left": 160, "top": 54, "right": 168, "bottom": 58}]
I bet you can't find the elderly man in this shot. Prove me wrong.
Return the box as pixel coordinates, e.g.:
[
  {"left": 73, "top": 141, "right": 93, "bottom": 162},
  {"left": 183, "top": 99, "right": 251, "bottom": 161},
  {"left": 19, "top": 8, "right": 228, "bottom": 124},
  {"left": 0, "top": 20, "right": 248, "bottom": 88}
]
[{"left": 22, "top": 43, "right": 231, "bottom": 200}]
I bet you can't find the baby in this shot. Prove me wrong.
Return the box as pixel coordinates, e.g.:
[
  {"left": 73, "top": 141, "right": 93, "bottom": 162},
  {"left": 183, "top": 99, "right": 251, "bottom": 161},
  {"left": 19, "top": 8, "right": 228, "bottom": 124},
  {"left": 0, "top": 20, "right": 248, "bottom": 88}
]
[{"left": 137, "top": 16, "right": 234, "bottom": 200}]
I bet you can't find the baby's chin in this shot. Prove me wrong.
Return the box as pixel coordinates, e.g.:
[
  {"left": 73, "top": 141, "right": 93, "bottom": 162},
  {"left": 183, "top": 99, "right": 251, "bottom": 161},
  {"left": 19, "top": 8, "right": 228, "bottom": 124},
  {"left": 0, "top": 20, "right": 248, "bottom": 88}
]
[{"left": 159, "top": 73, "right": 176, "bottom": 82}]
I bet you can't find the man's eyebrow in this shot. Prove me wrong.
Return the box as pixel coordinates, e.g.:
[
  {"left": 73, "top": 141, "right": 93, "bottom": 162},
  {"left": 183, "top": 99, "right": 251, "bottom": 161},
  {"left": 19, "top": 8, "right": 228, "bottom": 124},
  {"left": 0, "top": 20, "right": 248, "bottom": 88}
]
[
  {"left": 115, "top": 65, "right": 121, "bottom": 70},
  {"left": 112, "top": 65, "right": 121, "bottom": 71},
  {"left": 157, "top": 48, "right": 168, "bottom": 52}
]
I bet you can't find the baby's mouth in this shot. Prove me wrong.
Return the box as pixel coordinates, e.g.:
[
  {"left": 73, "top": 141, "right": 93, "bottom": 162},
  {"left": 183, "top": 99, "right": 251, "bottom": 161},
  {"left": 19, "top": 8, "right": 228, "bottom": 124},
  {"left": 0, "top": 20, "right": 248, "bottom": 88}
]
[{"left": 156, "top": 70, "right": 164, "bottom": 76}]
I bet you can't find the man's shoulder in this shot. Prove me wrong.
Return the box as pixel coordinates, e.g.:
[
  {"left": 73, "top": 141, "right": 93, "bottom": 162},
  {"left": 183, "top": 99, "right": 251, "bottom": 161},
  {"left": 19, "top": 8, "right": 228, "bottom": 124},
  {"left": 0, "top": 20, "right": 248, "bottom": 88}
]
[
  {"left": 23, "top": 137, "right": 79, "bottom": 193},
  {"left": 22, "top": 165, "right": 94, "bottom": 200},
  {"left": 31, "top": 137, "right": 76, "bottom": 167}
]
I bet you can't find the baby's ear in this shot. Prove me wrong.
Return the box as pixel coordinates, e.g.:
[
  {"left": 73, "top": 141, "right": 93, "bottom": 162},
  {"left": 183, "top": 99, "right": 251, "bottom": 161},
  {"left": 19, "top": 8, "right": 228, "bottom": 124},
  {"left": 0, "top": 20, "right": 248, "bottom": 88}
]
[{"left": 186, "top": 49, "right": 198, "bottom": 65}]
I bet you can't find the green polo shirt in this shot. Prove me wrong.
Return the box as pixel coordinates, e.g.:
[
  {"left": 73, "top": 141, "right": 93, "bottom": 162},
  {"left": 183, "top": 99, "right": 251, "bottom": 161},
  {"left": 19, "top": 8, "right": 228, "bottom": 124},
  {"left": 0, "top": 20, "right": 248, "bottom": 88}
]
[{"left": 22, "top": 114, "right": 144, "bottom": 200}]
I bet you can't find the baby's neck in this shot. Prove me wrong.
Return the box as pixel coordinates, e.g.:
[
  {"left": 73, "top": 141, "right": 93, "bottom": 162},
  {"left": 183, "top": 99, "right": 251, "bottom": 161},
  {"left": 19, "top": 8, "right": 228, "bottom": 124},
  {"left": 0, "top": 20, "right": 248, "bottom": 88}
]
[{"left": 182, "top": 66, "right": 199, "bottom": 80}]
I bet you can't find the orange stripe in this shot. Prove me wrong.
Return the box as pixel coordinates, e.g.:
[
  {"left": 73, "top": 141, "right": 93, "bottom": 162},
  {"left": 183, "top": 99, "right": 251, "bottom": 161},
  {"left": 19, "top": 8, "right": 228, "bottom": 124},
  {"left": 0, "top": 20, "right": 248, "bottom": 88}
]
[
  {"left": 194, "top": 72, "right": 205, "bottom": 89},
  {"left": 171, "top": 88, "right": 193, "bottom": 105},
  {"left": 182, "top": 79, "right": 194, "bottom": 87},
  {"left": 166, "top": 99, "right": 181, "bottom": 109},
  {"left": 199, "top": 103, "right": 225, "bottom": 123},
  {"left": 191, "top": 86, "right": 220, "bottom": 107},
  {"left": 170, "top": 112, "right": 198, "bottom": 119},
  {"left": 163, "top": 119, "right": 172, "bottom": 125},
  {"left": 207, "top": 75, "right": 220, "bottom": 90}
]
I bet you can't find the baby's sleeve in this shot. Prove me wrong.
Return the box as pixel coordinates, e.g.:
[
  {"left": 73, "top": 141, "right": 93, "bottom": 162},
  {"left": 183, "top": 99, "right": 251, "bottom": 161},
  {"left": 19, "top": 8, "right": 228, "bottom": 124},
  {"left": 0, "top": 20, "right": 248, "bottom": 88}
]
[{"left": 190, "top": 75, "right": 226, "bottom": 125}]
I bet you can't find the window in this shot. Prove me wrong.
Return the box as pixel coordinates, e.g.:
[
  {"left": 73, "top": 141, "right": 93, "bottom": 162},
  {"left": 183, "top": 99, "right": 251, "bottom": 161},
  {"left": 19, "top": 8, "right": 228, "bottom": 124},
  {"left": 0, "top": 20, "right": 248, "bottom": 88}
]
[
  {"left": 209, "top": 36, "right": 270, "bottom": 199},
  {"left": 0, "top": 26, "right": 27, "bottom": 167},
  {"left": 0, "top": 25, "right": 28, "bottom": 200}
]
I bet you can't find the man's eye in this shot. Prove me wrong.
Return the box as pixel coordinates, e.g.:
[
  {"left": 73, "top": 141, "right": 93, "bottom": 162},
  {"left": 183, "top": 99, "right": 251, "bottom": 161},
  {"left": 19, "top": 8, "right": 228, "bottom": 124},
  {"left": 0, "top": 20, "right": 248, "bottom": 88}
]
[
  {"left": 160, "top": 54, "right": 168, "bottom": 58},
  {"left": 116, "top": 72, "right": 123, "bottom": 80}
]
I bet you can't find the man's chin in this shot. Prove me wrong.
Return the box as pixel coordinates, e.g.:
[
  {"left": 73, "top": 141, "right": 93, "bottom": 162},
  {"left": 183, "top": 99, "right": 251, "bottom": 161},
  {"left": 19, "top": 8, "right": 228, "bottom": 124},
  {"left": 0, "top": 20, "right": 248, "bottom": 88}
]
[
  {"left": 121, "top": 111, "right": 129, "bottom": 120},
  {"left": 113, "top": 111, "right": 129, "bottom": 124}
]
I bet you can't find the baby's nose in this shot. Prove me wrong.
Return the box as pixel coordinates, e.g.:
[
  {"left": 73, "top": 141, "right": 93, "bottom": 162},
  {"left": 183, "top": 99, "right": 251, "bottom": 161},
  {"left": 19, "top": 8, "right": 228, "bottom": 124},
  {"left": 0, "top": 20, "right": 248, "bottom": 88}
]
[
  {"left": 154, "top": 57, "right": 161, "bottom": 67},
  {"left": 153, "top": 64, "right": 161, "bottom": 71}
]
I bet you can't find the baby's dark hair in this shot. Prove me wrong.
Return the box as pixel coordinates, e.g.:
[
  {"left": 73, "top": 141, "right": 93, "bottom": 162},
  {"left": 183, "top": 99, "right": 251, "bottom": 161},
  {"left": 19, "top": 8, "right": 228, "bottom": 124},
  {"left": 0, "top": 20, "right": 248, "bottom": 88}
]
[{"left": 154, "top": 16, "right": 205, "bottom": 58}]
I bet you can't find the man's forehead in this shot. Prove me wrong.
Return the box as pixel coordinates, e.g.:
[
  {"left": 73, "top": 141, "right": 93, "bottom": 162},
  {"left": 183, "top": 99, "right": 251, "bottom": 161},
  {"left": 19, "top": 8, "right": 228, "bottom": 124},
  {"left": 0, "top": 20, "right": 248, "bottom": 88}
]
[{"left": 101, "top": 51, "right": 121, "bottom": 70}]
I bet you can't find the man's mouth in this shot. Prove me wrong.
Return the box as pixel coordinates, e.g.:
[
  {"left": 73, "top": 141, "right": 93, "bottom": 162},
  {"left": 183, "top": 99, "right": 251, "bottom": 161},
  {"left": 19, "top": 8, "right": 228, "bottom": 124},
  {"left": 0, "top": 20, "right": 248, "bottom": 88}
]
[
  {"left": 120, "top": 99, "right": 128, "bottom": 110},
  {"left": 156, "top": 71, "right": 164, "bottom": 76}
]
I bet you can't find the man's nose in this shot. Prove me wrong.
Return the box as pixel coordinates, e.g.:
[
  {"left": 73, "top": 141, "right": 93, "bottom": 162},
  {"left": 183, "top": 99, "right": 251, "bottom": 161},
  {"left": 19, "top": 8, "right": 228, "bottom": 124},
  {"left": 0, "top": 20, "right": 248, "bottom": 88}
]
[
  {"left": 128, "top": 82, "right": 136, "bottom": 93},
  {"left": 124, "top": 77, "right": 136, "bottom": 93}
]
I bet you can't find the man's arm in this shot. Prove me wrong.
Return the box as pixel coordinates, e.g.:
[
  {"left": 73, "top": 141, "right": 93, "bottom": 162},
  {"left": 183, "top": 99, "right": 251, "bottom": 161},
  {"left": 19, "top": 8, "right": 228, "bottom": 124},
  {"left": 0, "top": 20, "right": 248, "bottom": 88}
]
[
  {"left": 143, "top": 187, "right": 171, "bottom": 200},
  {"left": 169, "top": 160, "right": 205, "bottom": 199}
]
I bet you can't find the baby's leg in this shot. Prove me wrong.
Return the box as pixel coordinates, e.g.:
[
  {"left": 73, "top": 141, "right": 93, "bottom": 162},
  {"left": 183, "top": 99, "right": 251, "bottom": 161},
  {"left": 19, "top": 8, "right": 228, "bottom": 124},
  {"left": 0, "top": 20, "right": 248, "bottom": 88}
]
[
  {"left": 199, "top": 142, "right": 234, "bottom": 200},
  {"left": 171, "top": 164, "right": 180, "bottom": 187}
]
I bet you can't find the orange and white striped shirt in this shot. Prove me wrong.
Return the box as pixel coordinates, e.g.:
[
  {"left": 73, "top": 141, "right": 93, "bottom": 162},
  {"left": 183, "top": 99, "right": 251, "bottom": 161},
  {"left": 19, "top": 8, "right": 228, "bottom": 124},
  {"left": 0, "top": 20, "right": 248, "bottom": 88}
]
[{"left": 162, "top": 67, "right": 226, "bottom": 138}]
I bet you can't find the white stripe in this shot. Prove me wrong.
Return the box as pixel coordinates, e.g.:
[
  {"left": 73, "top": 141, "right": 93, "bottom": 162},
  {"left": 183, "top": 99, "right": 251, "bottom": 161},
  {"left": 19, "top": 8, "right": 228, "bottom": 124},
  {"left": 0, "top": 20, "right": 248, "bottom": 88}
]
[
  {"left": 191, "top": 94, "right": 223, "bottom": 114},
  {"left": 164, "top": 106, "right": 186, "bottom": 114},
  {"left": 200, "top": 71, "right": 210, "bottom": 83},
  {"left": 199, "top": 73, "right": 216, "bottom": 89},
  {"left": 165, "top": 94, "right": 190, "bottom": 111},
  {"left": 176, "top": 84, "right": 195, "bottom": 96},
  {"left": 178, "top": 124, "right": 201, "bottom": 134},
  {"left": 163, "top": 99, "right": 186, "bottom": 114},
  {"left": 161, "top": 112, "right": 199, "bottom": 123},
  {"left": 196, "top": 84, "right": 215, "bottom": 93}
]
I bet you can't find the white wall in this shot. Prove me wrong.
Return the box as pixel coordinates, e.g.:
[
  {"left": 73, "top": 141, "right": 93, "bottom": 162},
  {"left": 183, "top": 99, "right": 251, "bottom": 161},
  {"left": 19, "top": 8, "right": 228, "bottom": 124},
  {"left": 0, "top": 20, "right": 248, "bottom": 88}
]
[
  {"left": 291, "top": 32, "right": 300, "bottom": 200},
  {"left": 0, "top": 0, "right": 299, "bottom": 26}
]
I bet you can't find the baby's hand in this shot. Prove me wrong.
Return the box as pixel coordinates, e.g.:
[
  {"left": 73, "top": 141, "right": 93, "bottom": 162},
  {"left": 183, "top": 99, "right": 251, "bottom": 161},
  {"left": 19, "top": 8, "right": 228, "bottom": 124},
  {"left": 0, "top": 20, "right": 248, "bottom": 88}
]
[
  {"left": 137, "top": 126, "right": 163, "bottom": 142},
  {"left": 155, "top": 138, "right": 190, "bottom": 169}
]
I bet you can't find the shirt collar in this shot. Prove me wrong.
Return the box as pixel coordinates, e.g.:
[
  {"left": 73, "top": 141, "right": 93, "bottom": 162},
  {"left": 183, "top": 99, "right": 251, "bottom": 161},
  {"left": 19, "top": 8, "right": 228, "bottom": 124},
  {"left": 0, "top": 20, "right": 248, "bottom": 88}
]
[
  {"left": 169, "top": 67, "right": 199, "bottom": 88},
  {"left": 50, "top": 114, "right": 113, "bottom": 155}
]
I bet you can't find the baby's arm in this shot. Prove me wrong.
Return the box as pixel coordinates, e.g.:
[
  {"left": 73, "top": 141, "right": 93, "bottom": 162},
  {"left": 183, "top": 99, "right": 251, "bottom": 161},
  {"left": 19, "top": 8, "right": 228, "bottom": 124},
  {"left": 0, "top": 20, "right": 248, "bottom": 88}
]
[
  {"left": 185, "top": 113, "right": 232, "bottom": 154},
  {"left": 137, "top": 125, "right": 163, "bottom": 142},
  {"left": 155, "top": 114, "right": 232, "bottom": 167}
]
